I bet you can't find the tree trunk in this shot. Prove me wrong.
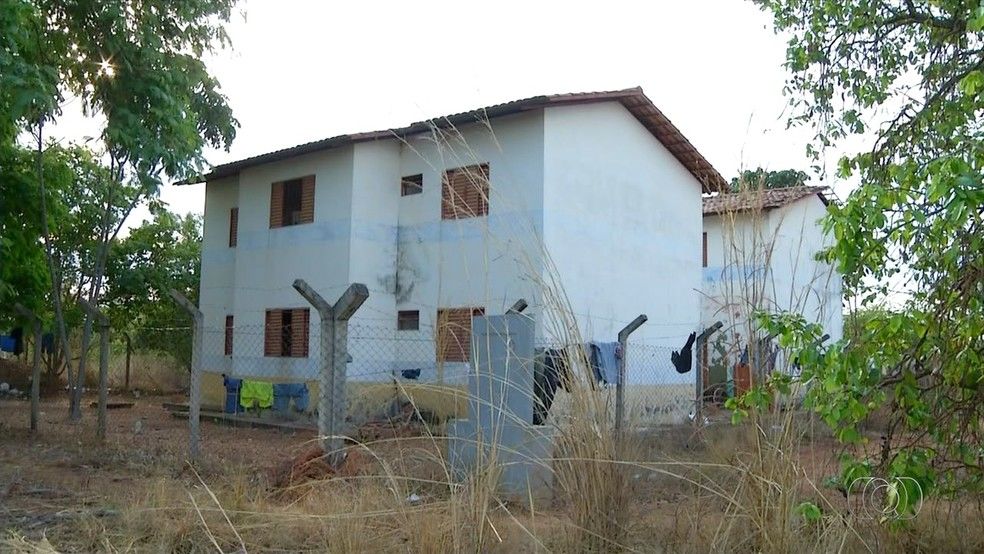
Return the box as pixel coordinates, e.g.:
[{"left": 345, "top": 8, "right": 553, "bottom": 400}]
[{"left": 34, "top": 122, "right": 77, "bottom": 420}]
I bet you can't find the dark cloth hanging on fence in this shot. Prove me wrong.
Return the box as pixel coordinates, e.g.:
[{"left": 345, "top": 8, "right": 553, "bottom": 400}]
[
  {"left": 671, "top": 332, "right": 696, "bottom": 374},
  {"left": 41, "top": 333, "right": 55, "bottom": 354},
  {"left": 533, "top": 348, "right": 570, "bottom": 425},
  {"left": 9, "top": 327, "right": 24, "bottom": 356}
]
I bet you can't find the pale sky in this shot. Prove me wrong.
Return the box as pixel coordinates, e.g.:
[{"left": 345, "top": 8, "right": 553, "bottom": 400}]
[{"left": 54, "top": 0, "right": 859, "bottom": 223}]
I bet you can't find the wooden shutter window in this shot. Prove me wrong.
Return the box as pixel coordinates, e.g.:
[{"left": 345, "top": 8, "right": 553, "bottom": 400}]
[
  {"left": 290, "top": 308, "right": 310, "bottom": 357},
  {"left": 442, "top": 164, "right": 489, "bottom": 220},
  {"left": 437, "top": 307, "right": 484, "bottom": 362},
  {"left": 229, "top": 207, "right": 239, "bottom": 247},
  {"left": 264, "top": 309, "right": 282, "bottom": 356},
  {"left": 270, "top": 182, "right": 284, "bottom": 228},
  {"left": 702, "top": 232, "right": 708, "bottom": 267},
  {"left": 271, "top": 176, "right": 315, "bottom": 228},
  {"left": 224, "top": 315, "right": 234, "bottom": 356},
  {"left": 300, "top": 175, "right": 315, "bottom": 224}
]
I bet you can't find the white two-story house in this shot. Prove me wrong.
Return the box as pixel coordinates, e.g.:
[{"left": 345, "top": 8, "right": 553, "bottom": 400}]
[{"left": 191, "top": 87, "right": 727, "bottom": 410}]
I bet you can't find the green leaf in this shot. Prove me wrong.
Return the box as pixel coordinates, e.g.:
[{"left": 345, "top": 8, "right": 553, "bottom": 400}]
[{"left": 795, "top": 501, "right": 823, "bottom": 523}]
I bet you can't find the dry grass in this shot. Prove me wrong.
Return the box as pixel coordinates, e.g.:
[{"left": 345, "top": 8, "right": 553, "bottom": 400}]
[{"left": 4, "top": 395, "right": 984, "bottom": 552}]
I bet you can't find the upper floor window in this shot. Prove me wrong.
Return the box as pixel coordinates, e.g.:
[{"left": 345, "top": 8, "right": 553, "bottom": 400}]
[
  {"left": 442, "top": 164, "right": 489, "bottom": 219},
  {"left": 401, "top": 174, "right": 423, "bottom": 196},
  {"left": 270, "top": 175, "right": 315, "bottom": 228}
]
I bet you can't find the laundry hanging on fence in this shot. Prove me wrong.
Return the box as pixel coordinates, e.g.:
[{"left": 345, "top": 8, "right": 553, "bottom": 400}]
[
  {"left": 240, "top": 379, "right": 274, "bottom": 409},
  {"left": 0, "top": 336, "right": 15, "bottom": 353},
  {"left": 671, "top": 332, "right": 696, "bottom": 374},
  {"left": 41, "top": 333, "right": 55, "bottom": 354},
  {"left": 533, "top": 348, "right": 571, "bottom": 425},
  {"left": 589, "top": 342, "right": 621, "bottom": 386},
  {"left": 1, "top": 328, "right": 24, "bottom": 356},
  {"left": 400, "top": 368, "right": 421, "bottom": 380},
  {"left": 273, "top": 383, "right": 310, "bottom": 412}
]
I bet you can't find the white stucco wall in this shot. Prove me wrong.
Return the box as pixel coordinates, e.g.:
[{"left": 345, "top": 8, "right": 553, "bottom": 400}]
[
  {"left": 701, "top": 211, "right": 772, "bottom": 343},
  {"left": 766, "top": 197, "right": 843, "bottom": 343},
  {"left": 700, "top": 195, "right": 843, "bottom": 374},
  {"left": 542, "top": 102, "right": 704, "bottom": 358},
  {"left": 346, "top": 141, "right": 401, "bottom": 381},
  {"left": 537, "top": 101, "right": 705, "bottom": 425},
  {"left": 200, "top": 175, "right": 239, "bottom": 352},
  {"left": 391, "top": 111, "right": 546, "bottom": 383}
]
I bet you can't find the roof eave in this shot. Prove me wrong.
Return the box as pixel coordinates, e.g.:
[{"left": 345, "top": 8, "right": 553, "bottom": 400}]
[{"left": 185, "top": 87, "right": 728, "bottom": 193}]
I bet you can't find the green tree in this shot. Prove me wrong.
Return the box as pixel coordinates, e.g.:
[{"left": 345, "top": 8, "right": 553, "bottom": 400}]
[
  {"left": 104, "top": 208, "right": 202, "bottom": 369},
  {"left": 754, "top": 0, "right": 984, "bottom": 498},
  {"left": 1, "top": 143, "right": 139, "bottom": 379},
  {"left": 730, "top": 167, "right": 811, "bottom": 192},
  {"left": 1, "top": 0, "right": 239, "bottom": 418},
  {"left": 0, "top": 145, "right": 52, "bottom": 322}
]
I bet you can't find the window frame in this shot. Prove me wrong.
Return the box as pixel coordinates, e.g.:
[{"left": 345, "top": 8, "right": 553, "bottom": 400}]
[
  {"left": 263, "top": 308, "right": 310, "bottom": 358},
  {"left": 702, "top": 232, "right": 708, "bottom": 268},
  {"left": 441, "top": 163, "right": 489, "bottom": 220},
  {"left": 400, "top": 174, "right": 423, "bottom": 196},
  {"left": 397, "top": 310, "right": 420, "bottom": 331},
  {"left": 436, "top": 306, "right": 485, "bottom": 363},
  {"left": 270, "top": 175, "right": 315, "bottom": 228},
  {"left": 229, "top": 207, "right": 239, "bottom": 248},
  {"left": 224, "top": 315, "right": 234, "bottom": 356}
]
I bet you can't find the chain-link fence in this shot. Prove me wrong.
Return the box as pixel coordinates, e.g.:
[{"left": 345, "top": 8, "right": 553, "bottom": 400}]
[
  {"left": 190, "top": 318, "right": 699, "bottom": 429},
  {"left": 0, "top": 325, "right": 192, "bottom": 395}
]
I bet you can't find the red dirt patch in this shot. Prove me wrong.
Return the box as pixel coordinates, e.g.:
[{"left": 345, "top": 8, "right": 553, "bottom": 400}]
[{"left": 268, "top": 445, "right": 370, "bottom": 489}]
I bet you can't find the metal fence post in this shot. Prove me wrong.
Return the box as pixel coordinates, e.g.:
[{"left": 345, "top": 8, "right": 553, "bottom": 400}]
[
  {"left": 616, "top": 314, "right": 648, "bottom": 433},
  {"left": 79, "top": 300, "right": 110, "bottom": 441},
  {"left": 14, "top": 304, "right": 42, "bottom": 434},
  {"left": 694, "top": 321, "right": 723, "bottom": 425},
  {"left": 293, "top": 280, "right": 369, "bottom": 463},
  {"left": 506, "top": 298, "right": 528, "bottom": 314},
  {"left": 169, "top": 290, "right": 203, "bottom": 461},
  {"left": 123, "top": 332, "right": 132, "bottom": 391}
]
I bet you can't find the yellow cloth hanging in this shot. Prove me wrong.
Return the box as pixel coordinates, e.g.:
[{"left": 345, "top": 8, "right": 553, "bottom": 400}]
[{"left": 239, "top": 379, "right": 274, "bottom": 409}]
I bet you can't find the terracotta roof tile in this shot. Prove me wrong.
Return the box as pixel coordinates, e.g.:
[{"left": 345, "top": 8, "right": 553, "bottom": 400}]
[
  {"left": 702, "top": 186, "right": 830, "bottom": 216},
  {"left": 189, "top": 87, "right": 727, "bottom": 193}
]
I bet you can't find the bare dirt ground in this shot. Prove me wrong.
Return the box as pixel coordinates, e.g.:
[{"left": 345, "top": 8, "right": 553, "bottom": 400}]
[
  {"left": 0, "top": 394, "right": 833, "bottom": 551},
  {"left": 0, "top": 394, "right": 320, "bottom": 546},
  {"left": 2, "top": 393, "right": 980, "bottom": 553}
]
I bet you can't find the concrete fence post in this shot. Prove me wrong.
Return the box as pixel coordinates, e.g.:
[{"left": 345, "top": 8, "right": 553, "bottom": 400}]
[
  {"left": 506, "top": 298, "right": 528, "bottom": 315},
  {"left": 123, "top": 332, "right": 132, "bottom": 391},
  {"left": 293, "top": 280, "right": 369, "bottom": 463},
  {"left": 169, "top": 290, "right": 203, "bottom": 461},
  {"left": 79, "top": 300, "right": 110, "bottom": 441},
  {"left": 694, "top": 321, "right": 724, "bottom": 425},
  {"left": 14, "top": 303, "right": 42, "bottom": 434},
  {"left": 615, "top": 314, "right": 648, "bottom": 433}
]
